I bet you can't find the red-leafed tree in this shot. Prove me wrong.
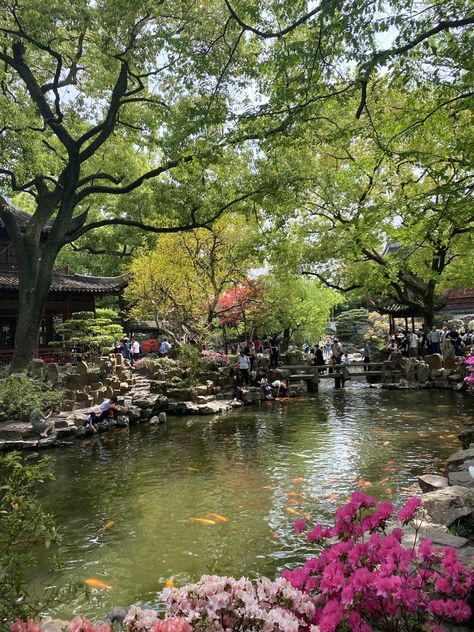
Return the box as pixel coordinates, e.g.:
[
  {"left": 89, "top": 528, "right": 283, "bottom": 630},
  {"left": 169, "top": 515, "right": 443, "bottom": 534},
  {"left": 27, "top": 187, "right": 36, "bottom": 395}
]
[{"left": 216, "top": 280, "right": 267, "bottom": 340}]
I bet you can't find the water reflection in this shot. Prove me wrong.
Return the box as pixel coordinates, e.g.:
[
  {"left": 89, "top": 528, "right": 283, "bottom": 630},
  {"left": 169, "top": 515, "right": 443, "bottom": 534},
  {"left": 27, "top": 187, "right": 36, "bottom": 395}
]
[{"left": 34, "top": 386, "right": 473, "bottom": 619}]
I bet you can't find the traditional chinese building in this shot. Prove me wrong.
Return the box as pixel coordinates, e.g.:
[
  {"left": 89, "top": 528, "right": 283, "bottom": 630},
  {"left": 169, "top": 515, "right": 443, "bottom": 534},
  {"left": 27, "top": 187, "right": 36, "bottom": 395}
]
[{"left": 0, "top": 209, "right": 126, "bottom": 362}]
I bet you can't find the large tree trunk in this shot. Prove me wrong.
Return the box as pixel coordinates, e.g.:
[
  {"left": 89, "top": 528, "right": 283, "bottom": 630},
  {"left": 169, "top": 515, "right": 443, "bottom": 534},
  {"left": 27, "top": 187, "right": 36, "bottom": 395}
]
[{"left": 10, "top": 242, "right": 57, "bottom": 372}]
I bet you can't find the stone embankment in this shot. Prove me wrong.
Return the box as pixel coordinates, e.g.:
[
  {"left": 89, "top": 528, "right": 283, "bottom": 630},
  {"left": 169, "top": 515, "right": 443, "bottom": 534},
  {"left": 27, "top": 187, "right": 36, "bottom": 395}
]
[
  {"left": 0, "top": 354, "right": 275, "bottom": 451},
  {"left": 380, "top": 349, "right": 470, "bottom": 391},
  {"left": 414, "top": 433, "right": 474, "bottom": 568}
]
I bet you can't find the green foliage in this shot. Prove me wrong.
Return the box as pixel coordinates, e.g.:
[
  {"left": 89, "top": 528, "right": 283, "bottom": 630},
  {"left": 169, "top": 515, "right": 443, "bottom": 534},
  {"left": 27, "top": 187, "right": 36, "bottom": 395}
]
[
  {"left": 50, "top": 312, "right": 124, "bottom": 361},
  {"left": 174, "top": 344, "right": 208, "bottom": 385},
  {"left": 363, "top": 312, "right": 391, "bottom": 350},
  {"left": 0, "top": 376, "right": 63, "bottom": 422},
  {"left": 0, "top": 452, "right": 82, "bottom": 625},
  {"left": 336, "top": 309, "right": 369, "bottom": 342}
]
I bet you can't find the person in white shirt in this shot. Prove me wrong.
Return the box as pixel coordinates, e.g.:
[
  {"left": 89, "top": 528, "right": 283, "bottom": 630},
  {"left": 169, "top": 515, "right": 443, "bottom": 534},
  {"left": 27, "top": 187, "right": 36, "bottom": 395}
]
[
  {"left": 238, "top": 350, "right": 250, "bottom": 386},
  {"left": 131, "top": 338, "right": 140, "bottom": 365},
  {"left": 427, "top": 326, "right": 441, "bottom": 354},
  {"left": 409, "top": 332, "right": 419, "bottom": 357}
]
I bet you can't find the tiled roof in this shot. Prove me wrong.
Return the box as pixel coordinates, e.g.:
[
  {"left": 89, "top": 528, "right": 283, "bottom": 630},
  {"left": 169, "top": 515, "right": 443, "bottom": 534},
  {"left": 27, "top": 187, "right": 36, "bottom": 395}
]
[{"left": 0, "top": 270, "right": 127, "bottom": 294}]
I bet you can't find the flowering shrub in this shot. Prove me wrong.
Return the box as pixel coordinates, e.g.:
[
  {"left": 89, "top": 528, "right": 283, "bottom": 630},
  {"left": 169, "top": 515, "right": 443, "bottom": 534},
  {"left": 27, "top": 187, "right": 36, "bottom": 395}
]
[
  {"left": 201, "top": 350, "right": 230, "bottom": 365},
  {"left": 283, "top": 492, "right": 473, "bottom": 632},
  {"left": 141, "top": 339, "right": 159, "bottom": 354},
  {"left": 11, "top": 495, "right": 474, "bottom": 632},
  {"left": 124, "top": 576, "right": 317, "bottom": 632},
  {"left": 11, "top": 618, "right": 111, "bottom": 632},
  {"left": 464, "top": 354, "right": 474, "bottom": 391}
]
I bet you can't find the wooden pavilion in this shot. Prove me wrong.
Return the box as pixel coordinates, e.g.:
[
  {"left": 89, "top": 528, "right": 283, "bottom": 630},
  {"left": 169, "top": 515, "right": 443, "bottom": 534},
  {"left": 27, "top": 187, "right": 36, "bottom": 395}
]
[{"left": 0, "top": 209, "right": 126, "bottom": 363}]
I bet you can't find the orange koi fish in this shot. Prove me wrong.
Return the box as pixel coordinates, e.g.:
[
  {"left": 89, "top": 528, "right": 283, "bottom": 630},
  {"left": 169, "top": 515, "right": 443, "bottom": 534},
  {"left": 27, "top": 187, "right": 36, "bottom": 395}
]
[
  {"left": 165, "top": 579, "right": 174, "bottom": 588},
  {"left": 262, "top": 485, "right": 276, "bottom": 490},
  {"left": 383, "top": 467, "right": 396, "bottom": 473},
  {"left": 292, "top": 477, "right": 304, "bottom": 484},
  {"left": 286, "top": 492, "right": 301, "bottom": 498},
  {"left": 189, "top": 517, "right": 215, "bottom": 525},
  {"left": 85, "top": 578, "right": 112, "bottom": 591},
  {"left": 101, "top": 520, "right": 115, "bottom": 532},
  {"left": 385, "top": 488, "right": 394, "bottom": 496},
  {"left": 186, "top": 467, "right": 200, "bottom": 473},
  {"left": 208, "top": 513, "right": 228, "bottom": 523},
  {"left": 383, "top": 441, "right": 390, "bottom": 446},
  {"left": 286, "top": 508, "right": 301, "bottom": 515},
  {"left": 378, "top": 477, "right": 389, "bottom": 484},
  {"left": 328, "top": 493, "right": 340, "bottom": 501}
]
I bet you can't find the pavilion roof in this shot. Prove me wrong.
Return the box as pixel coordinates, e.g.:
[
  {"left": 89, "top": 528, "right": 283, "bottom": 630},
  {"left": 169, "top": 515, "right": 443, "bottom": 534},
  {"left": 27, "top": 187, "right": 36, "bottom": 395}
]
[{"left": 0, "top": 270, "right": 127, "bottom": 294}]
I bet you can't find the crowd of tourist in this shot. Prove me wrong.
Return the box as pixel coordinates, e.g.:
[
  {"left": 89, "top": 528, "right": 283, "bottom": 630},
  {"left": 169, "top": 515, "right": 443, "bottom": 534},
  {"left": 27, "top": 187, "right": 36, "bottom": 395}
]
[{"left": 385, "top": 325, "right": 473, "bottom": 358}]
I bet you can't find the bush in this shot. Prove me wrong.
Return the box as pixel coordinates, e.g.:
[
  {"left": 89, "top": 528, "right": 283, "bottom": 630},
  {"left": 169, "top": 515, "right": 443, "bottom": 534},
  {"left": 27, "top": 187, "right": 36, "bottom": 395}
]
[
  {"left": 336, "top": 308, "right": 369, "bottom": 342},
  {"left": 363, "top": 311, "right": 390, "bottom": 350},
  {"left": 0, "top": 376, "right": 63, "bottom": 421},
  {"left": 141, "top": 339, "right": 159, "bottom": 353},
  {"left": 13, "top": 493, "right": 474, "bottom": 632},
  {"left": 283, "top": 492, "right": 473, "bottom": 631},
  {"left": 50, "top": 311, "right": 124, "bottom": 361},
  {"left": 1, "top": 453, "right": 82, "bottom": 627}
]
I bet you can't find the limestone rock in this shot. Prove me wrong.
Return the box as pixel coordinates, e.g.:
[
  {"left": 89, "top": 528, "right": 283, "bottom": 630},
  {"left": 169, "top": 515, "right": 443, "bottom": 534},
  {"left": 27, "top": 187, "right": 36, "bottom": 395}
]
[
  {"left": 116, "top": 415, "right": 129, "bottom": 428},
  {"left": 458, "top": 427, "right": 474, "bottom": 449},
  {"left": 446, "top": 447, "right": 474, "bottom": 471},
  {"left": 45, "top": 363, "right": 61, "bottom": 383},
  {"left": 168, "top": 401, "right": 199, "bottom": 415},
  {"left": 127, "top": 406, "right": 141, "bottom": 421},
  {"left": 195, "top": 385, "right": 208, "bottom": 396},
  {"left": 105, "top": 607, "right": 128, "bottom": 624},
  {"left": 197, "top": 394, "right": 216, "bottom": 404},
  {"left": 417, "top": 474, "right": 449, "bottom": 493},
  {"left": 167, "top": 387, "right": 197, "bottom": 402},
  {"left": 198, "top": 401, "right": 228, "bottom": 415},
  {"left": 158, "top": 412, "right": 167, "bottom": 424},
  {"left": 149, "top": 416, "right": 160, "bottom": 425},
  {"left": 424, "top": 354, "right": 443, "bottom": 371},
  {"left": 422, "top": 485, "right": 474, "bottom": 526},
  {"left": 27, "top": 358, "right": 46, "bottom": 379},
  {"left": 416, "top": 362, "right": 430, "bottom": 383}
]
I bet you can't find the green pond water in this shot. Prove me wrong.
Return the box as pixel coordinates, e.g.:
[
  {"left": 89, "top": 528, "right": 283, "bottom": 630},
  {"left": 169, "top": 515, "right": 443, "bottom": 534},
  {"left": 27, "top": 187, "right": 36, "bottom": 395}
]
[{"left": 34, "top": 385, "right": 474, "bottom": 620}]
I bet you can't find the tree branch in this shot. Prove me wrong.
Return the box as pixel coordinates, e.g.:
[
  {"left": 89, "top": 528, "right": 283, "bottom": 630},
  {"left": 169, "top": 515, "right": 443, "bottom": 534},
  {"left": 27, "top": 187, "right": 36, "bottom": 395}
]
[
  {"left": 74, "top": 156, "right": 193, "bottom": 204},
  {"left": 225, "top": 0, "right": 325, "bottom": 39}
]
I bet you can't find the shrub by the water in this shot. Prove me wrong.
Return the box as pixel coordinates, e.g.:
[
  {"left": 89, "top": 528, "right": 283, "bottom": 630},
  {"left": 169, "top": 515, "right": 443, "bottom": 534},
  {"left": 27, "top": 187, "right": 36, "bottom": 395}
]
[
  {"left": 0, "top": 375, "right": 63, "bottom": 421},
  {"left": 1, "top": 453, "right": 81, "bottom": 627},
  {"left": 12, "top": 494, "right": 474, "bottom": 632}
]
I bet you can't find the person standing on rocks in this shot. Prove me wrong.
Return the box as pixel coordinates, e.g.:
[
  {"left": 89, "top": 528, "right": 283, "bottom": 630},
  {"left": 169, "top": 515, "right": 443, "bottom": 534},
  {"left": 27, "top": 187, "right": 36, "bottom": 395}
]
[
  {"left": 122, "top": 338, "right": 132, "bottom": 363},
  {"left": 30, "top": 408, "right": 55, "bottom": 438},
  {"left": 131, "top": 338, "right": 140, "bottom": 366},
  {"left": 238, "top": 350, "right": 251, "bottom": 386}
]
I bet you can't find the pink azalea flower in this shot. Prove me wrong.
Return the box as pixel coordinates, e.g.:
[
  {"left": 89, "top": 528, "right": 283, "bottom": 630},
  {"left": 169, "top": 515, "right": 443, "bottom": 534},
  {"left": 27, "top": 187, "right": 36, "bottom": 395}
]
[
  {"left": 397, "top": 497, "right": 422, "bottom": 524},
  {"left": 11, "top": 621, "right": 42, "bottom": 632},
  {"left": 294, "top": 518, "right": 306, "bottom": 533}
]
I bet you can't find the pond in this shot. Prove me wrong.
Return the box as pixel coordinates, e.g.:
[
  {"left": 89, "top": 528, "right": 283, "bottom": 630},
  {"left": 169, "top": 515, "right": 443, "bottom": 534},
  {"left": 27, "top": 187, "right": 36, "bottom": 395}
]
[{"left": 34, "top": 385, "right": 474, "bottom": 620}]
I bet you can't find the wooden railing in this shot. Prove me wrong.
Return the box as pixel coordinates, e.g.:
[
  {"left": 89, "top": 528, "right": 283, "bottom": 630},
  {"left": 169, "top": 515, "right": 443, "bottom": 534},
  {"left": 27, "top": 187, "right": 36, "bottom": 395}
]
[
  {"left": 0, "top": 347, "right": 67, "bottom": 366},
  {"left": 280, "top": 362, "right": 385, "bottom": 384}
]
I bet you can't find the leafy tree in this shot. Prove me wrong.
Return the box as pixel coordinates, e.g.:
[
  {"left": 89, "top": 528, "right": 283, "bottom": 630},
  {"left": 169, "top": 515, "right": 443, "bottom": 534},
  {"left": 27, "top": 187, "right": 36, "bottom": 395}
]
[
  {"left": 50, "top": 311, "right": 124, "bottom": 360},
  {"left": 0, "top": 452, "right": 81, "bottom": 625},
  {"left": 0, "top": 0, "right": 266, "bottom": 370},
  {"left": 2, "top": 0, "right": 472, "bottom": 369},
  {"left": 125, "top": 215, "right": 252, "bottom": 342},
  {"left": 216, "top": 279, "right": 267, "bottom": 338},
  {"left": 259, "top": 274, "right": 340, "bottom": 347},
  {"left": 259, "top": 85, "right": 474, "bottom": 328}
]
